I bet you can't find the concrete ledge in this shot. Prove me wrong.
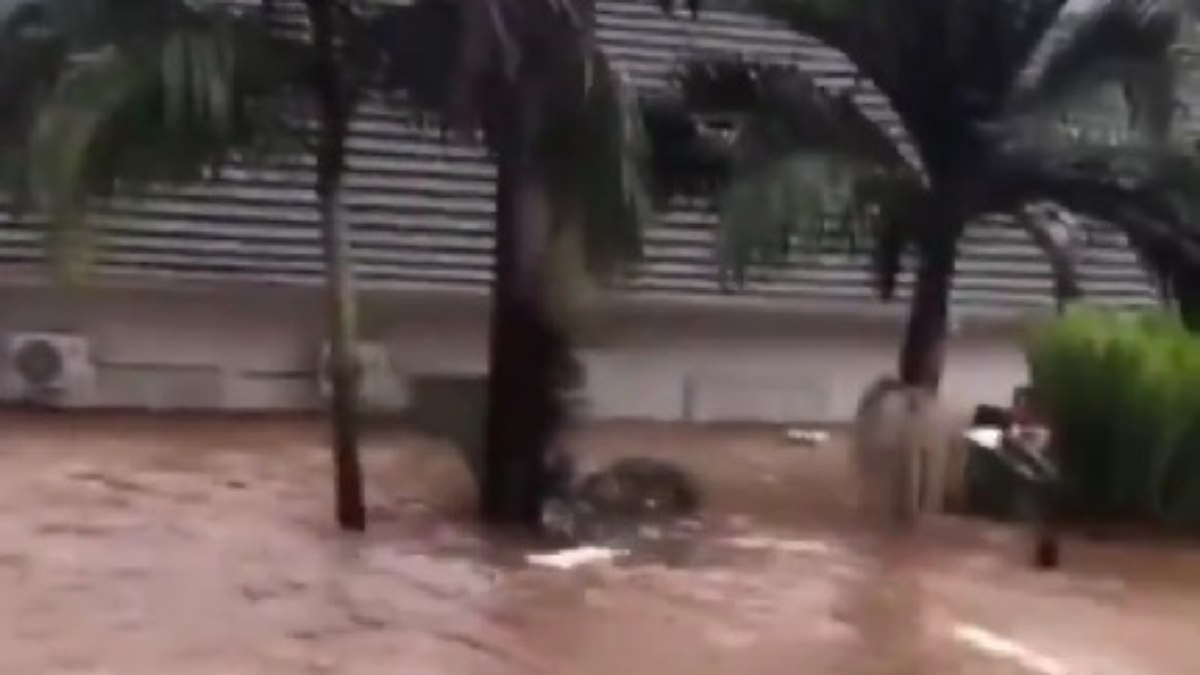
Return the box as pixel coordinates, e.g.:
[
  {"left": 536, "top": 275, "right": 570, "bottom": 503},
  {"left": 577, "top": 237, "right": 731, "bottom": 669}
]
[{"left": 0, "top": 266, "right": 1054, "bottom": 335}]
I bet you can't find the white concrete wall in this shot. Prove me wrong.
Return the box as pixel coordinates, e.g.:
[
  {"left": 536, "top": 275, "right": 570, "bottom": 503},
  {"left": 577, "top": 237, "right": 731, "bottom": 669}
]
[{"left": 0, "top": 283, "right": 1031, "bottom": 421}]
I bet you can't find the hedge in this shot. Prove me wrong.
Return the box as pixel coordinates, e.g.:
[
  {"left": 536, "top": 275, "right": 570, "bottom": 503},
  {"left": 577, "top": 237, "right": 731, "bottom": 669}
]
[{"left": 1025, "top": 308, "right": 1200, "bottom": 528}]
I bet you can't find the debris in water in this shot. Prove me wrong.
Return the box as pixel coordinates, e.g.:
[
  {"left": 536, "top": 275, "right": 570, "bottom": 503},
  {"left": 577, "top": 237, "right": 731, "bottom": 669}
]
[
  {"left": 725, "top": 514, "right": 754, "bottom": 530},
  {"left": 725, "top": 536, "right": 837, "bottom": 557},
  {"left": 705, "top": 625, "right": 757, "bottom": 649},
  {"left": 526, "top": 546, "right": 628, "bottom": 570},
  {"left": 784, "top": 428, "right": 829, "bottom": 446},
  {"left": 637, "top": 524, "right": 664, "bottom": 539},
  {"left": 951, "top": 623, "right": 1068, "bottom": 675},
  {"left": 964, "top": 427, "right": 1003, "bottom": 450},
  {"left": 1035, "top": 533, "right": 1061, "bottom": 570}
]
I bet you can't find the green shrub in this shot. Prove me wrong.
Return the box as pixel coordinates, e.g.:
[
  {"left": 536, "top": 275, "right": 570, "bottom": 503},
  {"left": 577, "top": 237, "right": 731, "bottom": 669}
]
[{"left": 1025, "top": 308, "right": 1200, "bottom": 528}]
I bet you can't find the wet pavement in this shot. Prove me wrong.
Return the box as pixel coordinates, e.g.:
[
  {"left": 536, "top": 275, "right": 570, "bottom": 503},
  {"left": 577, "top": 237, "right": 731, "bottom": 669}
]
[{"left": 1, "top": 412, "right": 1198, "bottom": 674}]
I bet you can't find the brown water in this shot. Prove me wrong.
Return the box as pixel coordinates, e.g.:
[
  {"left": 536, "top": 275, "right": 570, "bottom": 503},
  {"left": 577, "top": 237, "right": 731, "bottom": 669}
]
[{"left": 1, "top": 413, "right": 1198, "bottom": 674}]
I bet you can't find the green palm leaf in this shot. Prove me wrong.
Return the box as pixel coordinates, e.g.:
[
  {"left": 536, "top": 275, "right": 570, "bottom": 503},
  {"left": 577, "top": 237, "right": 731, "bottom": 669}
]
[
  {"left": 655, "top": 0, "right": 1198, "bottom": 306},
  {"left": 998, "top": 142, "right": 1200, "bottom": 304},
  {"left": 374, "top": 0, "right": 655, "bottom": 283},
  {"left": 647, "top": 53, "right": 919, "bottom": 292},
  {"left": 545, "top": 51, "right": 651, "bottom": 279},
  {"left": 676, "top": 56, "right": 907, "bottom": 171},
  {"left": 1014, "top": 0, "right": 1185, "bottom": 141},
  {"left": 0, "top": 0, "right": 66, "bottom": 210},
  {"left": 10, "top": 0, "right": 307, "bottom": 276}
]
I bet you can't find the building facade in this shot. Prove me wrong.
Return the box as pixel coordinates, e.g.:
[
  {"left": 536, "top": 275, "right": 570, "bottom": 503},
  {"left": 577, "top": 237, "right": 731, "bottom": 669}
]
[{"left": 0, "top": 1, "right": 1167, "bottom": 421}]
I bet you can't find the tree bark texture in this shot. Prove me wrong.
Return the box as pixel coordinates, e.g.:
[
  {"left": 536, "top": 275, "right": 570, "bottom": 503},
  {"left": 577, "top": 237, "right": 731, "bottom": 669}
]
[
  {"left": 1172, "top": 273, "right": 1200, "bottom": 333},
  {"left": 1015, "top": 209, "right": 1083, "bottom": 315},
  {"left": 481, "top": 115, "right": 570, "bottom": 528},
  {"left": 898, "top": 232, "right": 957, "bottom": 391},
  {"left": 309, "top": 0, "right": 366, "bottom": 531}
]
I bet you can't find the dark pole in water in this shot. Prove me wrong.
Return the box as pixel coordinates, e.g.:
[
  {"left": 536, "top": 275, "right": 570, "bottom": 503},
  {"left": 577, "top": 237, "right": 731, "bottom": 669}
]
[
  {"left": 1035, "top": 534, "right": 1060, "bottom": 569},
  {"left": 1012, "top": 387, "right": 1060, "bottom": 571},
  {"left": 1029, "top": 478, "right": 1061, "bottom": 570}
]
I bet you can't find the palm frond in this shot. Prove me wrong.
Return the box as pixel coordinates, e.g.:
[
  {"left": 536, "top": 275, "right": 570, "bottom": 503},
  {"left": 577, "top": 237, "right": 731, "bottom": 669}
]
[
  {"left": 668, "top": 1, "right": 1067, "bottom": 131},
  {"left": 26, "top": 0, "right": 218, "bottom": 54},
  {"left": 1013, "top": 0, "right": 1183, "bottom": 139},
  {"left": 1015, "top": 203, "right": 1085, "bottom": 304},
  {"left": 545, "top": 53, "right": 651, "bottom": 279},
  {"left": 853, "top": 169, "right": 924, "bottom": 300},
  {"left": 938, "top": 0, "right": 1068, "bottom": 119},
  {"left": 373, "top": 0, "right": 599, "bottom": 137},
  {"left": 656, "top": 0, "right": 1194, "bottom": 314},
  {"left": 656, "top": 0, "right": 910, "bottom": 113},
  {"left": 640, "top": 92, "right": 735, "bottom": 197},
  {"left": 370, "top": 0, "right": 462, "bottom": 117},
  {"left": 997, "top": 143, "right": 1200, "bottom": 302},
  {"left": 27, "top": 47, "right": 157, "bottom": 275},
  {"left": 374, "top": 0, "right": 654, "bottom": 281},
  {"left": 676, "top": 56, "right": 907, "bottom": 172},
  {"left": 20, "top": 3, "right": 306, "bottom": 276},
  {"left": 715, "top": 155, "right": 858, "bottom": 287},
  {"left": 662, "top": 53, "right": 922, "bottom": 293},
  {"left": 0, "top": 0, "right": 66, "bottom": 210}
]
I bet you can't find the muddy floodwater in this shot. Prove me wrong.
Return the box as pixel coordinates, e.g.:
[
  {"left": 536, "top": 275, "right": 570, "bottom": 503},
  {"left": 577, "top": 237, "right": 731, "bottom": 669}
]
[{"left": 1, "top": 413, "right": 1199, "bottom": 674}]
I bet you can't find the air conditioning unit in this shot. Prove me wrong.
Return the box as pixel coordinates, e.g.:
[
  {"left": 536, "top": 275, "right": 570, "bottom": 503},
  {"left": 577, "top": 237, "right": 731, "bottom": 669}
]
[
  {"left": 2, "top": 332, "right": 96, "bottom": 407},
  {"left": 317, "top": 340, "right": 405, "bottom": 409}
]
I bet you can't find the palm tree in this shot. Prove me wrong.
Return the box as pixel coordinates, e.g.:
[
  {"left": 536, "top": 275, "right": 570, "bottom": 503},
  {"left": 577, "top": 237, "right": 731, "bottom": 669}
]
[
  {"left": 1, "top": 0, "right": 652, "bottom": 531},
  {"left": 0, "top": 0, "right": 376, "bottom": 529},
  {"left": 304, "top": 0, "right": 374, "bottom": 531},
  {"left": 0, "top": 0, "right": 62, "bottom": 213},
  {"left": 373, "top": 0, "right": 651, "bottom": 527},
  {"left": 1007, "top": 143, "right": 1200, "bottom": 329},
  {"left": 653, "top": 0, "right": 1191, "bottom": 390}
]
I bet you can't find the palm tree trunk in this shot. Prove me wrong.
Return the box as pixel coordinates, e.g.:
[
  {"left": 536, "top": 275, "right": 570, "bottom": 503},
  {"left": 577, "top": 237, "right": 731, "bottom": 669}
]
[
  {"left": 898, "top": 234, "right": 957, "bottom": 391},
  {"left": 309, "top": 0, "right": 365, "bottom": 531},
  {"left": 481, "top": 116, "right": 568, "bottom": 528},
  {"left": 316, "top": 159, "right": 366, "bottom": 532},
  {"left": 1171, "top": 274, "right": 1200, "bottom": 332},
  {"left": 1015, "top": 209, "right": 1082, "bottom": 315}
]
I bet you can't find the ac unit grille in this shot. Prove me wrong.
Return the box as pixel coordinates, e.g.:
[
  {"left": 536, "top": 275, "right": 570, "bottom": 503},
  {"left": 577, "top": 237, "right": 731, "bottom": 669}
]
[
  {"left": 14, "top": 339, "right": 66, "bottom": 387},
  {"left": 317, "top": 341, "right": 404, "bottom": 409},
  {"left": 3, "top": 332, "right": 95, "bottom": 408}
]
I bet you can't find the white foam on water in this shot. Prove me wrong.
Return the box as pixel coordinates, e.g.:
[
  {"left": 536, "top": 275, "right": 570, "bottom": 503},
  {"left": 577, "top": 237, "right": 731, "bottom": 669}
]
[
  {"left": 784, "top": 428, "right": 830, "bottom": 446},
  {"left": 526, "top": 546, "right": 628, "bottom": 570},
  {"left": 952, "top": 623, "right": 1070, "bottom": 675},
  {"left": 964, "top": 427, "right": 1004, "bottom": 450},
  {"left": 725, "top": 536, "right": 838, "bottom": 557}
]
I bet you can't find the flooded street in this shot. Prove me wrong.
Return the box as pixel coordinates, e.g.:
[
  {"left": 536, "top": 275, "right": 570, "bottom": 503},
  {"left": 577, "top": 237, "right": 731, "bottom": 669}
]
[{"left": 1, "top": 413, "right": 1198, "bottom": 674}]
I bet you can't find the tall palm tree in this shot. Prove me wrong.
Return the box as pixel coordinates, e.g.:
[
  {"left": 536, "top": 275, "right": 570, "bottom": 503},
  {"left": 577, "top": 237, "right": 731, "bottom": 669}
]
[
  {"left": 0, "top": 0, "right": 376, "bottom": 529},
  {"left": 1, "top": 0, "right": 652, "bottom": 531},
  {"left": 653, "top": 0, "right": 1190, "bottom": 391},
  {"left": 373, "top": 0, "right": 651, "bottom": 526}
]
